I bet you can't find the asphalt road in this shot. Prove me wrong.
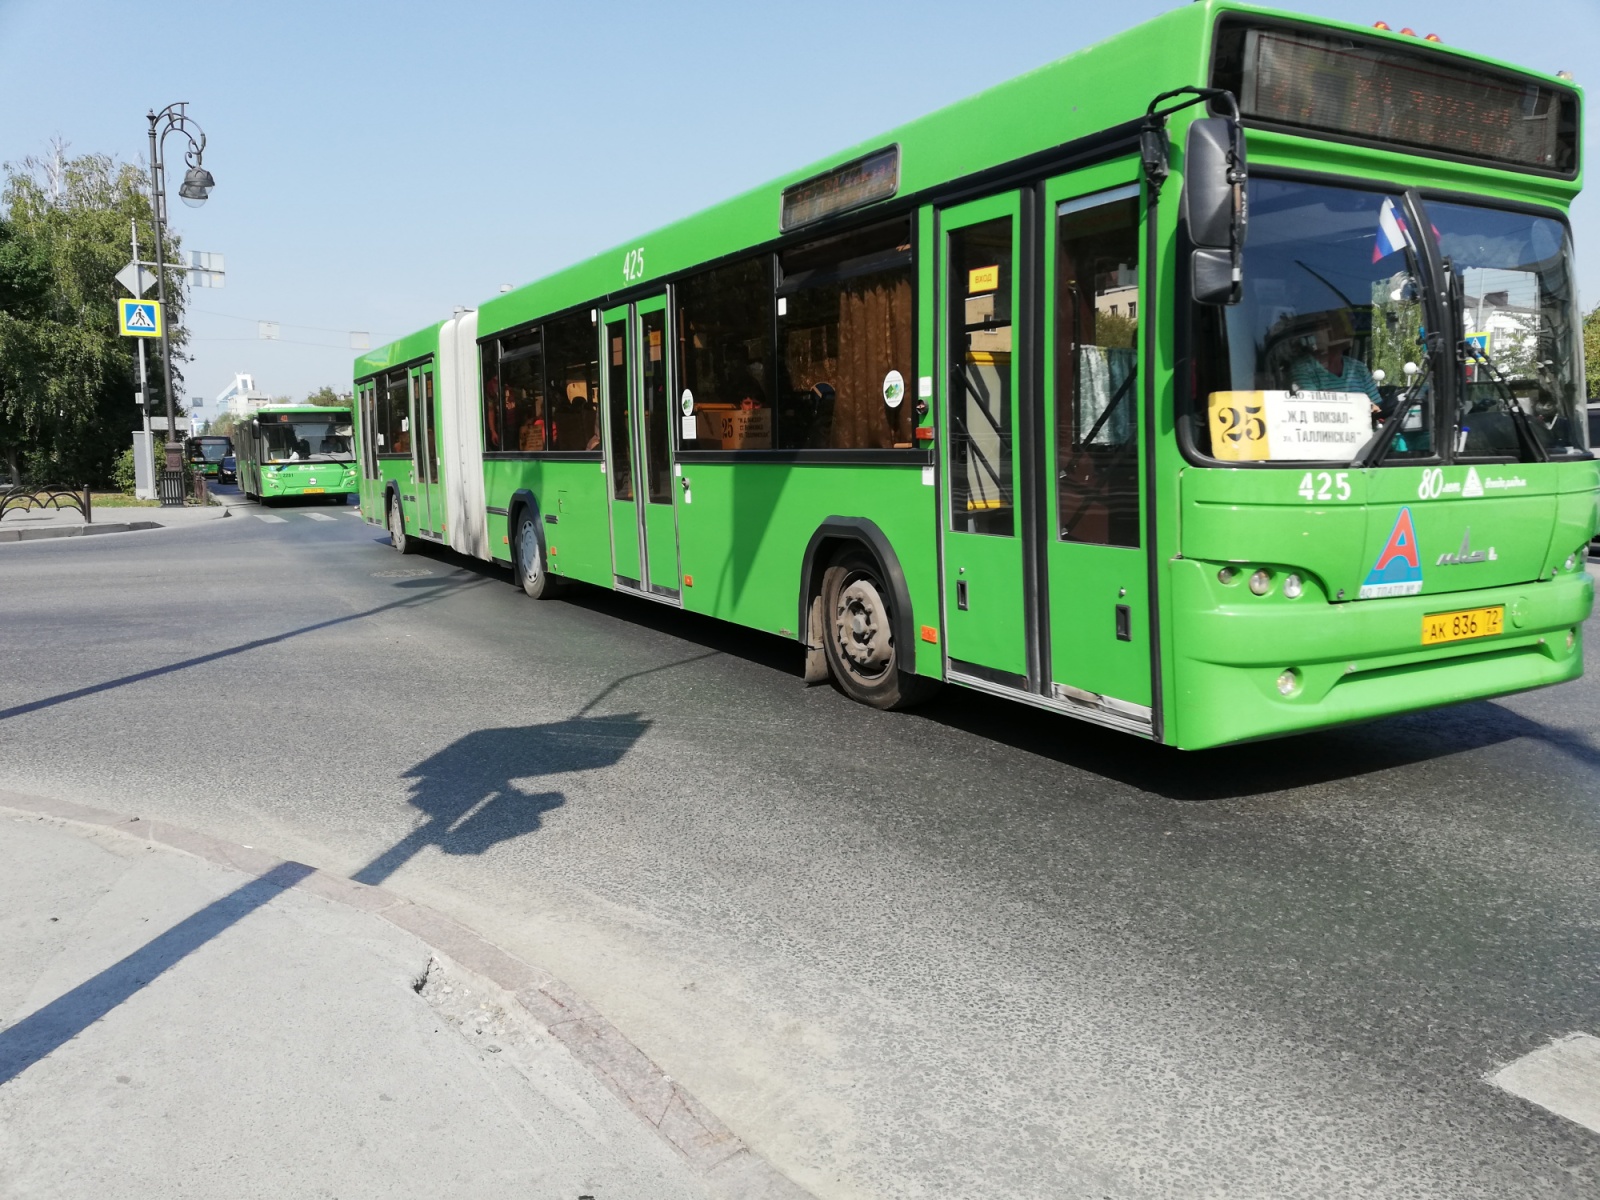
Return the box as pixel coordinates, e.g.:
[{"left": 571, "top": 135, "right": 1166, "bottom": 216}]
[{"left": 3, "top": 491, "right": 1598, "bottom": 1198}]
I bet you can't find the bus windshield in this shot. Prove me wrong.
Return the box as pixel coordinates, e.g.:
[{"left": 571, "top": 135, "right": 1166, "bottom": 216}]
[
  {"left": 1188, "top": 179, "right": 1586, "bottom": 465},
  {"left": 260, "top": 417, "right": 353, "bottom": 462},
  {"left": 187, "top": 438, "right": 231, "bottom": 462},
  {"left": 1431, "top": 199, "right": 1586, "bottom": 457}
]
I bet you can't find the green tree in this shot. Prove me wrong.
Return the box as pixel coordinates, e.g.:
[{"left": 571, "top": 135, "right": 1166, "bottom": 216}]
[
  {"left": 307, "top": 385, "right": 348, "bottom": 406},
  {"left": 0, "top": 149, "right": 188, "bottom": 485},
  {"left": 1583, "top": 302, "right": 1600, "bottom": 402}
]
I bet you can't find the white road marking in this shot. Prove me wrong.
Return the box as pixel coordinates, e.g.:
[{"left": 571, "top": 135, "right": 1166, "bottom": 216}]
[
  {"left": 304, "top": 512, "right": 336, "bottom": 522},
  {"left": 1490, "top": 1033, "right": 1600, "bottom": 1134},
  {"left": 255, "top": 513, "right": 288, "bottom": 524}
]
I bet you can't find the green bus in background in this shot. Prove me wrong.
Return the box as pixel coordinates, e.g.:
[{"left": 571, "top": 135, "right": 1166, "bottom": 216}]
[
  {"left": 185, "top": 435, "right": 232, "bottom": 480},
  {"left": 353, "top": 0, "right": 1595, "bottom": 750},
  {"left": 237, "top": 405, "right": 358, "bottom": 504}
]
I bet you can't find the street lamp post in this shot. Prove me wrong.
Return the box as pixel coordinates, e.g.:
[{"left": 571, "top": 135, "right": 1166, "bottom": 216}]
[{"left": 145, "top": 102, "right": 215, "bottom": 505}]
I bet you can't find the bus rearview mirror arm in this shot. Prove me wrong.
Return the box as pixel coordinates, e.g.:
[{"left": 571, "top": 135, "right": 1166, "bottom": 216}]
[{"left": 1143, "top": 88, "right": 1248, "bottom": 307}]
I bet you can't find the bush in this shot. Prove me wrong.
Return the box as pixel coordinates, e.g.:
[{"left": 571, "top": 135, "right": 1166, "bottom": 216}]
[{"left": 111, "top": 447, "right": 137, "bottom": 493}]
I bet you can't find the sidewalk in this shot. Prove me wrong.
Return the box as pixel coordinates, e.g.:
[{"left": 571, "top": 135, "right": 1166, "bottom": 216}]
[
  {"left": 0, "top": 796, "right": 804, "bottom": 1200},
  {"left": 0, "top": 502, "right": 229, "bottom": 543}
]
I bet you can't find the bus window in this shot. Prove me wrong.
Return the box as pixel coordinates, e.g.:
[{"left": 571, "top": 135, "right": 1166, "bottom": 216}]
[
  {"left": 777, "top": 217, "right": 914, "bottom": 450},
  {"left": 1056, "top": 190, "right": 1140, "bottom": 548},
  {"left": 676, "top": 255, "right": 774, "bottom": 450},
  {"left": 607, "top": 320, "right": 633, "bottom": 500},
  {"left": 542, "top": 311, "right": 602, "bottom": 452},
  {"left": 640, "top": 310, "right": 671, "bottom": 502},
  {"left": 481, "top": 342, "right": 502, "bottom": 451},
  {"left": 947, "top": 217, "right": 1015, "bottom": 536},
  {"left": 499, "top": 329, "right": 545, "bottom": 452},
  {"left": 380, "top": 370, "right": 409, "bottom": 454}
]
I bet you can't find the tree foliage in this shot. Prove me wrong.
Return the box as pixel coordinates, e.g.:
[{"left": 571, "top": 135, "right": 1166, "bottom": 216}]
[
  {"left": 307, "top": 385, "right": 349, "bottom": 407},
  {"left": 1584, "top": 302, "right": 1600, "bottom": 402},
  {"left": 0, "top": 149, "right": 188, "bottom": 485}
]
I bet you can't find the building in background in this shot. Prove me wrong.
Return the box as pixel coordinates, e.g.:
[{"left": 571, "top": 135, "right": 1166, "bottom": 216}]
[{"left": 217, "top": 373, "right": 271, "bottom": 418}]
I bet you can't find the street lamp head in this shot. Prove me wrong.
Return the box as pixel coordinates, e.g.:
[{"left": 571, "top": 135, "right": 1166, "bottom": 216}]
[{"left": 178, "top": 165, "right": 215, "bottom": 208}]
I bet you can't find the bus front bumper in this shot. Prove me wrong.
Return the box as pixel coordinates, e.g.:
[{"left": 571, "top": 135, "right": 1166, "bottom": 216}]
[{"left": 1168, "top": 560, "right": 1593, "bottom": 749}]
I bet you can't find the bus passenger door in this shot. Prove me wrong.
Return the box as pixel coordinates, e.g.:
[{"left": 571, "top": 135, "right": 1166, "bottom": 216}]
[
  {"left": 602, "top": 296, "right": 680, "bottom": 599},
  {"left": 1040, "top": 173, "right": 1152, "bottom": 728},
  {"left": 357, "top": 380, "right": 379, "bottom": 515},
  {"left": 939, "top": 193, "right": 1029, "bottom": 686},
  {"left": 634, "top": 296, "right": 680, "bottom": 598},
  {"left": 602, "top": 305, "right": 642, "bottom": 585},
  {"left": 409, "top": 363, "right": 441, "bottom": 535}
]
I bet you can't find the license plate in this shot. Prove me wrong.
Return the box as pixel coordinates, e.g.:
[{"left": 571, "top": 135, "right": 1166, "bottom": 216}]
[
  {"left": 1421, "top": 605, "right": 1504, "bottom": 646},
  {"left": 303, "top": 487, "right": 325, "bottom": 494}
]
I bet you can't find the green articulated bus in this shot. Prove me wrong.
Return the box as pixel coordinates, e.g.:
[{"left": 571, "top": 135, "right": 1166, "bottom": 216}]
[
  {"left": 186, "top": 435, "right": 232, "bottom": 480},
  {"left": 353, "top": 0, "right": 1595, "bottom": 750},
  {"left": 238, "top": 405, "right": 358, "bottom": 504}
]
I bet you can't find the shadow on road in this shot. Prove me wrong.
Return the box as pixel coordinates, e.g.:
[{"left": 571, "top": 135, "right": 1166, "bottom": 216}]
[
  {"left": 0, "top": 574, "right": 482, "bottom": 724},
  {"left": 915, "top": 685, "right": 1600, "bottom": 801},
  {"left": 351, "top": 713, "right": 650, "bottom": 885}
]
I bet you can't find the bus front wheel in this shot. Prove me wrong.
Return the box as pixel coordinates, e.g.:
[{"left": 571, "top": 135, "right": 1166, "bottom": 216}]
[
  {"left": 388, "top": 498, "right": 411, "bottom": 555},
  {"left": 514, "top": 512, "right": 560, "bottom": 599},
  {"left": 821, "top": 550, "right": 933, "bottom": 711}
]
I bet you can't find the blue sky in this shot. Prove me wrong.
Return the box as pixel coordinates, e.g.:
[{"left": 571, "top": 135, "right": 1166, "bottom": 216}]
[{"left": 2, "top": 0, "right": 1596, "bottom": 411}]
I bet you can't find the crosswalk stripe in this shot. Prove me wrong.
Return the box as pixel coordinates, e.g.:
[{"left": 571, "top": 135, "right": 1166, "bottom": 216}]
[
  {"left": 1491, "top": 1033, "right": 1600, "bottom": 1134},
  {"left": 304, "top": 512, "right": 336, "bottom": 522},
  {"left": 255, "top": 513, "right": 288, "bottom": 524}
]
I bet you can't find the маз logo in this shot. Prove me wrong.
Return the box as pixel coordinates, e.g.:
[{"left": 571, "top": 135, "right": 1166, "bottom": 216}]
[{"left": 1360, "top": 507, "right": 1424, "bottom": 599}]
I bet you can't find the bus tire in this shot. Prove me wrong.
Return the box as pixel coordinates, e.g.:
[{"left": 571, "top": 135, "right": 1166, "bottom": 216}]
[
  {"left": 388, "top": 496, "right": 411, "bottom": 554},
  {"left": 514, "top": 510, "right": 560, "bottom": 599},
  {"left": 821, "top": 550, "right": 934, "bottom": 711}
]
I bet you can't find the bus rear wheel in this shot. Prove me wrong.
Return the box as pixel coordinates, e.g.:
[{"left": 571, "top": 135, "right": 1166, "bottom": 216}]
[
  {"left": 821, "top": 550, "right": 933, "bottom": 711},
  {"left": 388, "top": 498, "right": 411, "bottom": 554},
  {"left": 515, "top": 512, "right": 560, "bottom": 599}
]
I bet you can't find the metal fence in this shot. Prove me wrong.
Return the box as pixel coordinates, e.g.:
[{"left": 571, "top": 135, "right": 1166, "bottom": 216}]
[{"left": 0, "top": 485, "right": 93, "bottom": 524}]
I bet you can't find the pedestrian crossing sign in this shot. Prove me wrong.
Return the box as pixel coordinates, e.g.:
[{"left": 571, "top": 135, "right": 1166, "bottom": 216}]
[{"left": 118, "top": 298, "right": 162, "bottom": 338}]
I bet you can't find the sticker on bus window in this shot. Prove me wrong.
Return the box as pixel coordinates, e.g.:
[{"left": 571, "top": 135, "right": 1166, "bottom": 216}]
[
  {"left": 883, "top": 370, "right": 905, "bottom": 408},
  {"left": 968, "top": 265, "right": 999, "bottom": 293},
  {"left": 1207, "top": 390, "right": 1368, "bottom": 462},
  {"left": 681, "top": 389, "right": 694, "bottom": 415}
]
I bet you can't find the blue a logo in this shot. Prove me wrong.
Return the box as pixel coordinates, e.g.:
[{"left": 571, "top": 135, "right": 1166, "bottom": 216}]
[{"left": 1359, "top": 507, "right": 1424, "bottom": 599}]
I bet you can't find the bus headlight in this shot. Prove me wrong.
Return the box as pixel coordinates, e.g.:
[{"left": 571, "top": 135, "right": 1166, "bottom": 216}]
[
  {"left": 1249, "top": 569, "right": 1273, "bottom": 596},
  {"left": 1277, "top": 669, "right": 1301, "bottom": 696},
  {"left": 1282, "top": 573, "right": 1304, "bottom": 599}
]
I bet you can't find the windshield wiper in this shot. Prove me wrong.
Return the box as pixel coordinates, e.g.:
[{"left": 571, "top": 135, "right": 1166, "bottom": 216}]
[{"left": 1351, "top": 353, "right": 1432, "bottom": 468}]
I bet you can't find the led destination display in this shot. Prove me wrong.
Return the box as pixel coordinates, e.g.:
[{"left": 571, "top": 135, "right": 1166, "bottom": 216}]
[{"left": 1216, "top": 23, "right": 1578, "bottom": 174}]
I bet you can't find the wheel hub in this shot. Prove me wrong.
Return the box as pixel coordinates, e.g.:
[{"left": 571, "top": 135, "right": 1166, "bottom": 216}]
[
  {"left": 520, "top": 521, "right": 541, "bottom": 578},
  {"left": 835, "top": 579, "right": 892, "bottom": 671}
]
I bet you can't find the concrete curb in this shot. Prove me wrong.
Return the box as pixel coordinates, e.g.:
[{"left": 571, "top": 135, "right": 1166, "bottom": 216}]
[
  {"left": 0, "top": 520, "right": 163, "bottom": 542},
  {"left": 0, "top": 788, "right": 813, "bottom": 1200},
  {"left": 0, "top": 504, "right": 231, "bottom": 543}
]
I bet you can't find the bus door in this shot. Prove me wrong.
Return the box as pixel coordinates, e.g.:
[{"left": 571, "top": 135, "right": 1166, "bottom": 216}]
[
  {"left": 409, "top": 363, "right": 441, "bottom": 534},
  {"left": 939, "top": 194, "right": 1029, "bottom": 685},
  {"left": 357, "top": 379, "right": 380, "bottom": 514},
  {"left": 1038, "top": 174, "right": 1151, "bottom": 727},
  {"left": 601, "top": 296, "right": 681, "bottom": 599},
  {"left": 937, "top": 177, "right": 1153, "bottom": 735}
]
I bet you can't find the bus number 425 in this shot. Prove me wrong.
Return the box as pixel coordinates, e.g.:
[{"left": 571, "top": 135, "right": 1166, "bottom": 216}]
[{"left": 1298, "top": 471, "right": 1351, "bottom": 502}]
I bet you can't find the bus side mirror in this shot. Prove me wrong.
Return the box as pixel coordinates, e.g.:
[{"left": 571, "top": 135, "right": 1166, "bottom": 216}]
[{"left": 1183, "top": 117, "right": 1248, "bottom": 306}]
